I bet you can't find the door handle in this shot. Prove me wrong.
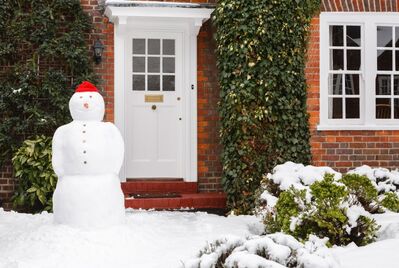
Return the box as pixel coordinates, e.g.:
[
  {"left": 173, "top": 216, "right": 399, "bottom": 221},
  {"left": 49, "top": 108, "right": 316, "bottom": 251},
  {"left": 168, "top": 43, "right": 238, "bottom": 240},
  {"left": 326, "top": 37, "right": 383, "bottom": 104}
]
[{"left": 151, "top": 105, "right": 157, "bottom": 110}]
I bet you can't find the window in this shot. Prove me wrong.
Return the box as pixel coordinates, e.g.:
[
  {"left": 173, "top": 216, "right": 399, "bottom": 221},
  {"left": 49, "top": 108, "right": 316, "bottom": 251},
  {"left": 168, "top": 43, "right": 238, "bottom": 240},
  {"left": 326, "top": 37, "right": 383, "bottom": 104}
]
[
  {"left": 132, "top": 38, "right": 176, "bottom": 91},
  {"left": 319, "top": 13, "right": 399, "bottom": 130}
]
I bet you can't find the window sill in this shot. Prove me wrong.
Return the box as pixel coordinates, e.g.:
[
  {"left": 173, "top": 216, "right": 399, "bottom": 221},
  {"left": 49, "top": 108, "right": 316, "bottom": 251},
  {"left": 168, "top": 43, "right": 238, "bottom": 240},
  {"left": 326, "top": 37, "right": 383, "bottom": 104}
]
[{"left": 317, "top": 125, "right": 399, "bottom": 131}]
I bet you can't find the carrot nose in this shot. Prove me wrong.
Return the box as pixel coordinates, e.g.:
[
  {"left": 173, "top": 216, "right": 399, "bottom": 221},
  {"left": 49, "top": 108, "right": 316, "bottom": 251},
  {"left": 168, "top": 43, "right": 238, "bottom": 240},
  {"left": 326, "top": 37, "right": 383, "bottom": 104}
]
[{"left": 83, "top": 103, "right": 89, "bottom": 109}]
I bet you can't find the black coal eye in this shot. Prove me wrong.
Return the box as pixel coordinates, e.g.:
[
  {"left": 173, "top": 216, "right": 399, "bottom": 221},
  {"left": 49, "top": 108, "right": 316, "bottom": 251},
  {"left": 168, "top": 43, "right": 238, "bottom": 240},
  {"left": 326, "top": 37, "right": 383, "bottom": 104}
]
[
  {"left": 89, "top": 95, "right": 92, "bottom": 98},
  {"left": 80, "top": 96, "right": 83, "bottom": 99}
]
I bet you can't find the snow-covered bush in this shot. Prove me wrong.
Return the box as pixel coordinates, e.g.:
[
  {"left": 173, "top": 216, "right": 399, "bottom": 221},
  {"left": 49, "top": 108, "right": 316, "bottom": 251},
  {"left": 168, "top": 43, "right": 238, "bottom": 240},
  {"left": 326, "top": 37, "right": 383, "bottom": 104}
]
[
  {"left": 380, "top": 192, "right": 399, "bottom": 213},
  {"left": 257, "top": 162, "right": 399, "bottom": 214},
  {"left": 340, "top": 174, "right": 379, "bottom": 213},
  {"left": 264, "top": 174, "right": 379, "bottom": 246},
  {"left": 184, "top": 233, "right": 339, "bottom": 268},
  {"left": 253, "top": 162, "right": 399, "bottom": 246},
  {"left": 347, "top": 165, "right": 399, "bottom": 194}
]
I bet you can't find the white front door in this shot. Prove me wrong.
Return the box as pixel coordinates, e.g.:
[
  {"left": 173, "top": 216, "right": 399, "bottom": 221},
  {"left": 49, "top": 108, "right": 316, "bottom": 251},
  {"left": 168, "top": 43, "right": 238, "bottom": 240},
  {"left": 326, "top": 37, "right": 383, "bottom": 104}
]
[{"left": 125, "top": 33, "right": 184, "bottom": 178}]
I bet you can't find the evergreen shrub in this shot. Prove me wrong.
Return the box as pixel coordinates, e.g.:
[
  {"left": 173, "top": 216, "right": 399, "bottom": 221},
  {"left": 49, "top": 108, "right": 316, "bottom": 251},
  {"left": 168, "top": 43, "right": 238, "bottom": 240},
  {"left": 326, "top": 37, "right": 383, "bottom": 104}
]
[
  {"left": 264, "top": 174, "right": 379, "bottom": 246},
  {"left": 340, "top": 173, "right": 379, "bottom": 213},
  {"left": 12, "top": 135, "right": 56, "bottom": 212},
  {"left": 381, "top": 192, "right": 399, "bottom": 213}
]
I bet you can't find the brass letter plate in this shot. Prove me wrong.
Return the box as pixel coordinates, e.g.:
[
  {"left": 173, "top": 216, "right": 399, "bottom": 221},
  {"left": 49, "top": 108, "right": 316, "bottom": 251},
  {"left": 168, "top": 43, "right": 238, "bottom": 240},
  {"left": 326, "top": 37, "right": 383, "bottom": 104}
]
[{"left": 145, "top": 95, "right": 164, "bottom": 103}]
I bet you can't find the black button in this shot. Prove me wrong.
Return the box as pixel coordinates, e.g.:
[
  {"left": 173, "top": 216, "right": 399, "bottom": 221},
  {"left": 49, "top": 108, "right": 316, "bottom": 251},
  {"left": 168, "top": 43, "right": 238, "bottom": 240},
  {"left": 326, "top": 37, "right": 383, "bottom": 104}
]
[
  {"left": 84, "top": 161, "right": 87, "bottom": 164},
  {"left": 83, "top": 124, "right": 86, "bottom": 127},
  {"left": 82, "top": 130, "right": 86, "bottom": 134},
  {"left": 83, "top": 150, "right": 86, "bottom": 154}
]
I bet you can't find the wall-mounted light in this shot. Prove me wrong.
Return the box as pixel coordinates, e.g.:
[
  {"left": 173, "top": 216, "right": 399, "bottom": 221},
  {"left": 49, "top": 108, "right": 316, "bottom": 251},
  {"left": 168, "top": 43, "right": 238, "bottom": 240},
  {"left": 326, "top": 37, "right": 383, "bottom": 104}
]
[{"left": 93, "top": 39, "right": 105, "bottom": 64}]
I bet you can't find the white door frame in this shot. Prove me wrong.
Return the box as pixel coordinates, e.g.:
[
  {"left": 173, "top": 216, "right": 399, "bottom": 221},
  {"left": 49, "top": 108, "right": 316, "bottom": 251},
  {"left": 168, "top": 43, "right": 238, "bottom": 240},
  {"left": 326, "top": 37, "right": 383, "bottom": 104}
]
[{"left": 105, "top": 5, "right": 213, "bottom": 182}]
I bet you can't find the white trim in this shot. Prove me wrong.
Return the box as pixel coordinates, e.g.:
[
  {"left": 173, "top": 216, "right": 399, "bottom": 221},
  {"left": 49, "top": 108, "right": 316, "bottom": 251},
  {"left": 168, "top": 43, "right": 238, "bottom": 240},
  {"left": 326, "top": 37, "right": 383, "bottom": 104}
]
[
  {"left": 106, "top": 4, "right": 213, "bottom": 182},
  {"left": 106, "top": 1, "right": 200, "bottom": 7},
  {"left": 105, "top": 5, "right": 213, "bottom": 25},
  {"left": 319, "top": 12, "right": 399, "bottom": 131},
  {"left": 114, "top": 23, "right": 126, "bottom": 181},
  {"left": 317, "top": 124, "right": 399, "bottom": 131}
]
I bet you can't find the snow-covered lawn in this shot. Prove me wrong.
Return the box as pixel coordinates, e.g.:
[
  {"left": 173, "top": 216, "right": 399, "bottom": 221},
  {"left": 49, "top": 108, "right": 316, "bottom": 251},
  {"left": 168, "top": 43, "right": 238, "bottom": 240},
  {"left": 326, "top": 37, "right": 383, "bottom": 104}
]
[
  {"left": 0, "top": 209, "right": 263, "bottom": 268},
  {"left": 1, "top": 209, "right": 399, "bottom": 268}
]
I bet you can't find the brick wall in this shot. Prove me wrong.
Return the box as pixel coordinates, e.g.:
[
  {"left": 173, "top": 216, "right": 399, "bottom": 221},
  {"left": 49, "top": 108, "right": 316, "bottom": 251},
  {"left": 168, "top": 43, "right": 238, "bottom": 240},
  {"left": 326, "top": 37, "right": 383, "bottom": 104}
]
[
  {"left": 307, "top": 0, "right": 399, "bottom": 172},
  {"left": 197, "top": 21, "right": 223, "bottom": 191},
  {"left": 81, "top": 0, "right": 115, "bottom": 122},
  {"left": 0, "top": 163, "right": 14, "bottom": 210}
]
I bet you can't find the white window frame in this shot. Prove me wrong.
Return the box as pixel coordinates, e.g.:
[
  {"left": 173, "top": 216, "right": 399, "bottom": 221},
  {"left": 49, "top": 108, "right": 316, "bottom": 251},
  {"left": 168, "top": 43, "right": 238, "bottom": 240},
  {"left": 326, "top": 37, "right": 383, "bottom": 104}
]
[{"left": 319, "top": 12, "right": 399, "bottom": 130}]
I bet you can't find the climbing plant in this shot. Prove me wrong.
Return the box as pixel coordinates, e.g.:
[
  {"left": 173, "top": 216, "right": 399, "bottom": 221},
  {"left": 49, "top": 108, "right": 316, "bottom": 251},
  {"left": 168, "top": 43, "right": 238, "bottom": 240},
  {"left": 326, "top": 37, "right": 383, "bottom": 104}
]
[
  {"left": 0, "top": 0, "right": 95, "bottom": 166},
  {"left": 214, "top": 0, "right": 319, "bottom": 214}
]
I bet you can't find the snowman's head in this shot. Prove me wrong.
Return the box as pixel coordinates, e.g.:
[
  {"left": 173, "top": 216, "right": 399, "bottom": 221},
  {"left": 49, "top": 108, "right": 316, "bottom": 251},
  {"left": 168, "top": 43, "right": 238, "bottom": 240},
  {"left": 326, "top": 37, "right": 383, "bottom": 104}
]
[{"left": 69, "top": 81, "right": 104, "bottom": 121}]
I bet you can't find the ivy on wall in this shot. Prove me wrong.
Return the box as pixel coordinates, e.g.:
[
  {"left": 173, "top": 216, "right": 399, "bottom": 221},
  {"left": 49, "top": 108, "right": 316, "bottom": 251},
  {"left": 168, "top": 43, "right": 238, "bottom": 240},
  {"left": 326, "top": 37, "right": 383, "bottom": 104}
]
[
  {"left": 214, "top": 0, "right": 319, "bottom": 214},
  {"left": 0, "top": 0, "right": 95, "bottom": 165}
]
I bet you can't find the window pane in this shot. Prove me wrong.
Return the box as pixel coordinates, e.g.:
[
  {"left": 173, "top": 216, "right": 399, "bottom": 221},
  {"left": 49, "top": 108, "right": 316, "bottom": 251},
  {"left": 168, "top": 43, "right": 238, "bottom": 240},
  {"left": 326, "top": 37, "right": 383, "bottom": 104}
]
[
  {"left": 347, "top": 26, "right": 361, "bottom": 47},
  {"left": 376, "top": 98, "right": 391, "bottom": 119},
  {"left": 133, "top": 57, "right": 145, "bottom": 72},
  {"left": 331, "top": 49, "right": 344, "bottom": 70},
  {"left": 162, "top": 57, "right": 175, "bottom": 73},
  {"left": 395, "top": 99, "right": 399, "bottom": 119},
  {"left": 133, "top": 75, "right": 145, "bottom": 91},
  {"left": 395, "top": 75, "right": 399, "bottom": 95},
  {"left": 328, "top": 74, "right": 342, "bottom": 95},
  {"left": 148, "top": 57, "right": 160, "bottom": 73},
  {"left": 396, "top": 27, "right": 399, "bottom": 47},
  {"left": 396, "top": 50, "right": 399, "bottom": 70},
  {"left": 148, "top": 39, "right": 160, "bottom": 55},
  {"left": 133, "top": 39, "right": 145, "bottom": 54},
  {"left": 163, "top": 75, "right": 175, "bottom": 91},
  {"left": 163, "top": 39, "right": 175, "bottom": 55},
  {"left": 376, "top": 75, "right": 391, "bottom": 95},
  {"left": 377, "top": 50, "right": 392, "bottom": 70},
  {"left": 148, "top": 75, "right": 160, "bottom": 91},
  {"left": 329, "top": 98, "right": 343, "bottom": 119},
  {"left": 345, "top": 74, "right": 359, "bottom": 95},
  {"left": 330, "top": 25, "right": 343, "bottom": 46},
  {"left": 377, "top": 26, "right": 392, "bottom": 47},
  {"left": 346, "top": 98, "right": 360, "bottom": 118},
  {"left": 347, "top": 50, "right": 361, "bottom": 70}
]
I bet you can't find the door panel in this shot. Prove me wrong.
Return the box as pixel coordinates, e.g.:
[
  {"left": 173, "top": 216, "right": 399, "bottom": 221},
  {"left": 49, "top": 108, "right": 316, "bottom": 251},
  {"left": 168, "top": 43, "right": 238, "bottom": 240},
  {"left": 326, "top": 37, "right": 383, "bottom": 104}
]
[{"left": 125, "top": 33, "right": 183, "bottom": 178}]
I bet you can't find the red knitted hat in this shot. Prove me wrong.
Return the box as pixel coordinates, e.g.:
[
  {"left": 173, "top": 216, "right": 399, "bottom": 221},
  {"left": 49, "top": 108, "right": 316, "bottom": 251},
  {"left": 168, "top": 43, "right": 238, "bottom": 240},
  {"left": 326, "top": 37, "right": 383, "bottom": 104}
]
[{"left": 75, "top": 81, "right": 99, "bottom": 93}]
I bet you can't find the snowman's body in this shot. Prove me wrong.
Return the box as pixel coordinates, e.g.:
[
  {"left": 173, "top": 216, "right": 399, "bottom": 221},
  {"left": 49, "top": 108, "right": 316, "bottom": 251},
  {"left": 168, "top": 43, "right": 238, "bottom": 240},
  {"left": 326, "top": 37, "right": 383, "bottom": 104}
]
[{"left": 52, "top": 82, "right": 125, "bottom": 228}]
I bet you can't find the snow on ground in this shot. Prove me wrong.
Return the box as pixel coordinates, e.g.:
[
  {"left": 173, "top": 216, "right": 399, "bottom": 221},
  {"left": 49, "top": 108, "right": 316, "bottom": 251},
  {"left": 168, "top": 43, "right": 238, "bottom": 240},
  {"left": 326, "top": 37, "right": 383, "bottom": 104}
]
[
  {"left": 2, "top": 208, "right": 399, "bottom": 268},
  {"left": 331, "top": 212, "right": 399, "bottom": 268},
  {"left": 0, "top": 209, "right": 263, "bottom": 268}
]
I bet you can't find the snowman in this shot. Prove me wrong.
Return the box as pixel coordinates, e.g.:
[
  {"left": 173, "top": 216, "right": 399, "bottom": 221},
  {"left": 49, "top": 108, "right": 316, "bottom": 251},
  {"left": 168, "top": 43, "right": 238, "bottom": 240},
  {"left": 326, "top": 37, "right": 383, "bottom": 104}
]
[{"left": 52, "top": 81, "right": 125, "bottom": 228}]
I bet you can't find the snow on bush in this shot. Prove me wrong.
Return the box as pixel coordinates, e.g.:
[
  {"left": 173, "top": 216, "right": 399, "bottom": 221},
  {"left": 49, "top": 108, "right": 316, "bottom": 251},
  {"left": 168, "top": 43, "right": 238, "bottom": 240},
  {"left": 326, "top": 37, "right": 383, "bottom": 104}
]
[
  {"left": 264, "top": 175, "right": 379, "bottom": 246},
  {"left": 252, "top": 162, "right": 399, "bottom": 247},
  {"left": 184, "top": 233, "right": 339, "bottom": 268},
  {"left": 347, "top": 165, "right": 399, "bottom": 193},
  {"left": 256, "top": 162, "right": 399, "bottom": 217},
  {"left": 268, "top": 162, "right": 341, "bottom": 191}
]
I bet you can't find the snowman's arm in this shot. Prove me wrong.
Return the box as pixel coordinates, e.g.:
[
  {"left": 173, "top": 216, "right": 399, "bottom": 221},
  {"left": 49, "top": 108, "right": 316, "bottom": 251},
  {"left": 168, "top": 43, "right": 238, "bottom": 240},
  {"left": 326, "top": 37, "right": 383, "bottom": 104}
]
[
  {"left": 106, "top": 122, "right": 125, "bottom": 174},
  {"left": 52, "top": 127, "right": 65, "bottom": 178}
]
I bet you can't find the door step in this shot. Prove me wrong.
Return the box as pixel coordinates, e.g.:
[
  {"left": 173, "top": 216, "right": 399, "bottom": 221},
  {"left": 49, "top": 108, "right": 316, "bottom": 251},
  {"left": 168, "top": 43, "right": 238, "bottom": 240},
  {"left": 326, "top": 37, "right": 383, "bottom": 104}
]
[
  {"left": 122, "top": 180, "right": 197, "bottom": 194},
  {"left": 129, "top": 192, "right": 181, "bottom": 199},
  {"left": 121, "top": 180, "right": 226, "bottom": 210},
  {"left": 125, "top": 193, "right": 226, "bottom": 210}
]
